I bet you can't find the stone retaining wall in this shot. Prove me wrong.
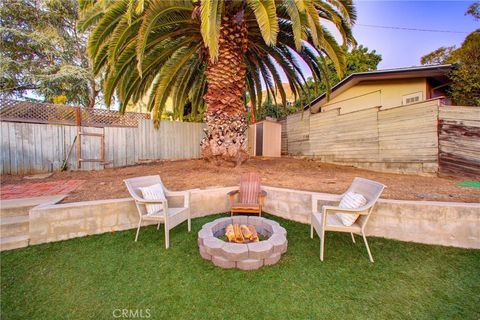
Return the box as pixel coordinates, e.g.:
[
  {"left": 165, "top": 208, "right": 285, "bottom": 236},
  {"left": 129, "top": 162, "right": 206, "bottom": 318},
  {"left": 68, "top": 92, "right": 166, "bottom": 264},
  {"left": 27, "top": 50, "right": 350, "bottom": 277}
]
[{"left": 23, "top": 186, "right": 480, "bottom": 249}]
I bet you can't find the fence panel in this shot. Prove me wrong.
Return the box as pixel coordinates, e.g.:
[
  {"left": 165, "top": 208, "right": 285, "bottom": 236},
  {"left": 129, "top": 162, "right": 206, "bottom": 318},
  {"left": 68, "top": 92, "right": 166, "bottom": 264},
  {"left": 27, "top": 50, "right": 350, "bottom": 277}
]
[
  {"left": 286, "top": 112, "right": 310, "bottom": 155},
  {"left": 378, "top": 101, "right": 439, "bottom": 163},
  {"left": 136, "top": 119, "right": 204, "bottom": 161},
  {"left": 1, "top": 119, "right": 204, "bottom": 175},
  {"left": 285, "top": 99, "right": 445, "bottom": 175},
  {"left": 439, "top": 106, "right": 480, "bottom": 177},
  {"left": 310, "top": 108, "right": 379, "bottom": 162},
  {"left": 0, "top": 99, "right": 149, "bottom": 127}
]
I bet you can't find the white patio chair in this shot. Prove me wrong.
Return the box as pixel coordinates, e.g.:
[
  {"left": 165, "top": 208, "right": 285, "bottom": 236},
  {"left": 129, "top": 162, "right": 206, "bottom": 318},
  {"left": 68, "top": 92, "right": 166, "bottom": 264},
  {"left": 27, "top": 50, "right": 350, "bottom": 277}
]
[
  {"left": 124, "top": 175, "right": 191, "bottom": 249},
  {"left": 310, "top": 177, "right": 385, "bottom": 262}
]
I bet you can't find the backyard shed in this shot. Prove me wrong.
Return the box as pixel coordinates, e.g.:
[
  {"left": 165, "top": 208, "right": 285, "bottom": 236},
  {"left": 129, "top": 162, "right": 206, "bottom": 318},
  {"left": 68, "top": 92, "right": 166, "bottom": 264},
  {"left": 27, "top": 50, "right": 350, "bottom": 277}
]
[{"left": 248, "top": 119, "right": 282, "bottom": 157}]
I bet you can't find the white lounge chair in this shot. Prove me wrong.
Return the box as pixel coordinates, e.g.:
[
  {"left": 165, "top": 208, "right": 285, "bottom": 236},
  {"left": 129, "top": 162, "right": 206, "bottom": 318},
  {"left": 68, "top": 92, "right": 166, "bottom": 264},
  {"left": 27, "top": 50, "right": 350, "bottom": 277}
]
[
  {"left": 124, "top": 175, "right": 191, "bottom": 248},
  {"left": 311, "top": 177, "right": 385, "bottom": 262}
]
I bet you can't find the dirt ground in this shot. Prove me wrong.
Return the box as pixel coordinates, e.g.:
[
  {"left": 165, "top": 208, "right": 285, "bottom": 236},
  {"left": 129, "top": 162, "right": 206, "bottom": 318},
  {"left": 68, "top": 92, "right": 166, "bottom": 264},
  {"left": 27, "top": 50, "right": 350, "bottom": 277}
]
[{"left": 1, "top": 157, "right": 479, "bottom": 203}]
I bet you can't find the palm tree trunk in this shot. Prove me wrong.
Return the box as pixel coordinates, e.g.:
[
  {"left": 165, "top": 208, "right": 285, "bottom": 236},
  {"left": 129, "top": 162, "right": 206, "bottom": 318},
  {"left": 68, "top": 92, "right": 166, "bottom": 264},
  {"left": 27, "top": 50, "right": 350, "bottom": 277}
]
[{"left": 201, "top": 13, "right": 249, "bottom": 166}]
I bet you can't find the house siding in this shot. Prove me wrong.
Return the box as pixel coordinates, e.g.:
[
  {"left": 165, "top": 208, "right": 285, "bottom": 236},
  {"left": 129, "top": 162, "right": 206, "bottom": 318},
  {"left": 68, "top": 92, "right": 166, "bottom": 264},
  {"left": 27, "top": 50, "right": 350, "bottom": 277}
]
[{"left": 319, "top": 78, "right": 427, "bottom": 114}]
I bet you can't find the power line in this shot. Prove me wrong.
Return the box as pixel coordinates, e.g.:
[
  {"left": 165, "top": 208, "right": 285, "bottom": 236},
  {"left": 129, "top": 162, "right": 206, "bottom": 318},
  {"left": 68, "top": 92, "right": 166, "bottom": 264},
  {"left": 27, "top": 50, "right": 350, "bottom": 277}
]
[{"left": 357, "top": 23, "right": 470, "bottom": 34}]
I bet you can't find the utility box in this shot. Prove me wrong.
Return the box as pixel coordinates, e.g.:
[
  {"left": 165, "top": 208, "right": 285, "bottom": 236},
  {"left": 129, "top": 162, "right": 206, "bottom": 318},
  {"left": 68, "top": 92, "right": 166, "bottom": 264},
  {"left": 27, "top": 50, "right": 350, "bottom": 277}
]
[{"left": 247, "top": 119, "right": 282, "bottom": 157}]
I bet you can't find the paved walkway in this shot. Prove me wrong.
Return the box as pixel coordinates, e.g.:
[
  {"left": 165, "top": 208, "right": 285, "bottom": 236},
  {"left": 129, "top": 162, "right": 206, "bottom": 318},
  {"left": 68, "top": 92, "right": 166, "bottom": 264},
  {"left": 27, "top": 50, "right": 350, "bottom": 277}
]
[{"left": 0, "top": 180, "right": 85, "bottom": 200}]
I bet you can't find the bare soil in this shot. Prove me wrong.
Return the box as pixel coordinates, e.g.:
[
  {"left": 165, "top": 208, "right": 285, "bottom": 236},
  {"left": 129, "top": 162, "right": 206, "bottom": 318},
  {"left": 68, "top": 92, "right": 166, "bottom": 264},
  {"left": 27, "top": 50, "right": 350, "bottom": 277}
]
[{"left": 1, "top": 157, "right": 479, "bottom": 203}]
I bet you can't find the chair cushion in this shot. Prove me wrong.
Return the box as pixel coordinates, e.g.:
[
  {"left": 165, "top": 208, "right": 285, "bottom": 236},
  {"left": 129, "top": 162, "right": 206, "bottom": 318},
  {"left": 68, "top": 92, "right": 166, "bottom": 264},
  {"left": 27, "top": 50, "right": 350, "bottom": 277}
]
[
  {"left": 139, "top": 183, "right": 165, "bottom": 215},
  {"left": 336, "top": 191, "right": 367, "bottom": 226}
]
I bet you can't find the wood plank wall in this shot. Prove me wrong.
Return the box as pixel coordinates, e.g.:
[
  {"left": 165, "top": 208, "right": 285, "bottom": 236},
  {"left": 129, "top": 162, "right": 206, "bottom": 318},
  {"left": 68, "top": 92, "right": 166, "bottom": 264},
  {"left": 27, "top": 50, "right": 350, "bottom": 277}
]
[
  {"left": 0, "top": 119, "right": 205, "bottom": 175},
  {"left": 438, "top": 106, "right": 480, "bottom": 178},
  {"left": 286, "top": 112, "right": 310, "bottom": 155},
  {"left": 279, "top": 119, "right": 288, "bottom": 155},
  {"left": 310, "top": 108, "right": 379, "bottom": 162},
  {"left": 288, "top": 99, "right": 444, "bottom": 174},
  {"left": 378, "top": 102, "right": 439, "bottom": 164}
]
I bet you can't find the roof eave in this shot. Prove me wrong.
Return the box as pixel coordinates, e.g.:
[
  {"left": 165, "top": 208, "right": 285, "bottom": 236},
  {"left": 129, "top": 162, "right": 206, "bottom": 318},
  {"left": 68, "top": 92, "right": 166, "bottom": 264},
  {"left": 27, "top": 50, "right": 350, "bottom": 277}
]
[{"left": 306, "top": 64, "right": 453, "bottom": 111}]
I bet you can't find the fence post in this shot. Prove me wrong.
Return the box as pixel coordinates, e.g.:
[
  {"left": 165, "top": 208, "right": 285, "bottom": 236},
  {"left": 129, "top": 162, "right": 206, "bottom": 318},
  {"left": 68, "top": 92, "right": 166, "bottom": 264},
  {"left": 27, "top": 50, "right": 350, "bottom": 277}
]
[
  {"left": 76, "top": 107, "right": 81, "bottom": 169},
  {"left": 75, "top": 107, "right": 81, "bottom": 126}
]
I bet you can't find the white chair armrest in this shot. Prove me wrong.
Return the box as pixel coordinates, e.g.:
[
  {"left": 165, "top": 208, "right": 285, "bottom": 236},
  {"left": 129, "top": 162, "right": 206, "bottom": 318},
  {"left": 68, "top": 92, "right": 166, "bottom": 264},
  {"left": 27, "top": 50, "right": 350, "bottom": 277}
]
[
  {"left": 311, "top": 193, "right": 343, "bottom": 214},
  {"left": 322, "top": 205, "right": 369, "bottom": 215},
  {"left": 136, "top": 199, "right": 167, "bottom": 205}
]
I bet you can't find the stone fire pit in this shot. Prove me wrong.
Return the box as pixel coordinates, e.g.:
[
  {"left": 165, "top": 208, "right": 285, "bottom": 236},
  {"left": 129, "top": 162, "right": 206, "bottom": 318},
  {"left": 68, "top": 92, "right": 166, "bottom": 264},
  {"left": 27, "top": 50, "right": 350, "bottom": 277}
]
[{"left": 198, "top": 216, "right": 288, "bottom": 270}]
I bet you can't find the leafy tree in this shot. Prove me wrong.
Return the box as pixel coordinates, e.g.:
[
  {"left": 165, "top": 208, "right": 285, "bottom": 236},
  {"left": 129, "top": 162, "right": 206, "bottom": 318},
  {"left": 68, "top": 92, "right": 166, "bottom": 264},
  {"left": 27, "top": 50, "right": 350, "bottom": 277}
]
[
  {"left": 466, "top": 1, "right": 480, "bottom": 20},
  {"left": 420, "top": 3, "right": 480, "bottom": 106},
  {"left": 0, "top": 0, "right": 97, "bottom": 107},
  {"left": 449, "top": 30, "right": 480, "bottom": 106},
  {"left": 292, "top": 45, "right": 381, "bottom": 109},
  {"left": 319, "top": 45, "right": 381, "bottom": 93},
  {"left": 420, "top": 33, "right": 480, "bottom": 106},
  {"left": 257, "top": 97, "right": 297, "bottom": 120},
  {"left": 420, "top": 46, "right": 456, "bottom": 65},
  {"left": 79, "top": 0, "right": 356, "bottom": 165}
]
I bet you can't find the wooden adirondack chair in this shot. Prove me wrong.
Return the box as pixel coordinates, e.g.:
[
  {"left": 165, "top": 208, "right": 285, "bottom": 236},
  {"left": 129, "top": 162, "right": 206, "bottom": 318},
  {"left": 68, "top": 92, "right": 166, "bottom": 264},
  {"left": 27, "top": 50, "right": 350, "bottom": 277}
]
[{"left": 228, "top": 172, "right": 267, "bottom": 216}]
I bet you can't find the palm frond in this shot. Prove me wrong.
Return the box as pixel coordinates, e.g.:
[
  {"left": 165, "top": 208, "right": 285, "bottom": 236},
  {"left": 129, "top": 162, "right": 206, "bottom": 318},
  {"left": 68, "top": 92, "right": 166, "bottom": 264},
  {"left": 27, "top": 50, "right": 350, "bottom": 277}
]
[
  {"left": 200, "top": 0, "right": 223, "bottom": 62},
  {"left": 247, "top": 0, "right": 279, "bottom": 46}
]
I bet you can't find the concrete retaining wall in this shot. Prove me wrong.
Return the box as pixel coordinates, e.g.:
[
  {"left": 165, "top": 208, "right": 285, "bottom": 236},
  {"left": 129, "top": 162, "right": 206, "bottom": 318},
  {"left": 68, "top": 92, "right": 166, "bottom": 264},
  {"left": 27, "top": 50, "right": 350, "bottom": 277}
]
[{"left": 24, "top": 186, "right": 480, "bottom": 249}]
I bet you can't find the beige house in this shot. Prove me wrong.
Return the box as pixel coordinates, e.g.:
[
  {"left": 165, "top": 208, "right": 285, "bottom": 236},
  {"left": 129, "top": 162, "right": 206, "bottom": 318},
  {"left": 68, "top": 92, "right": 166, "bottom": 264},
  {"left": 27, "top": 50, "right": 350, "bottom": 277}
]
[{"left": 310, "top": 64, "right": 452, "bottom": 114}]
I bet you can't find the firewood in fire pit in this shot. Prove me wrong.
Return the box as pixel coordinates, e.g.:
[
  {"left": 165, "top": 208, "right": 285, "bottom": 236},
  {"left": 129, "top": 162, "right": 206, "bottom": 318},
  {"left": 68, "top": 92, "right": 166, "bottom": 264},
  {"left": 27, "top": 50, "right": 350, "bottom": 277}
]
[
  {"left": 224, "top": 223, "right": 260, "bottom": 243},
  {"left": 225, "top": 224, "right": 235, "bottom": 242},
  {"left": 248, "top": 225, "right": 259, "bottom": 242},
  {"left": 234, "top": 224, "right": 244, "bottom": 242},
  {"left": 240, "top": 224, "right": 252, "bottom": 239}
]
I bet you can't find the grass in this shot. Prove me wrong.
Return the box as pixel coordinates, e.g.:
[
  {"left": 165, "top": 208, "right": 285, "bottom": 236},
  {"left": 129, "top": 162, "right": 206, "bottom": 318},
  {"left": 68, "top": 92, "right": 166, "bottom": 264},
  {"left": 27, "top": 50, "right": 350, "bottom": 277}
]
[
  {"left": 457, "top": 180, "right": 480, "bottom": 188},
  {"left": 1, "top": 214, "right": 479, "bottom": 320}
]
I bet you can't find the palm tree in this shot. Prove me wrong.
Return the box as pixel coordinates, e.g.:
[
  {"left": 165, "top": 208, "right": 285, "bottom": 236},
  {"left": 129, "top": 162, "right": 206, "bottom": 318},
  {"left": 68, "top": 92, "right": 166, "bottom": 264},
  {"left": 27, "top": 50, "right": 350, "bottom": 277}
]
[{"left": 79, "top": 0, "right": 355, "bottom": 165}]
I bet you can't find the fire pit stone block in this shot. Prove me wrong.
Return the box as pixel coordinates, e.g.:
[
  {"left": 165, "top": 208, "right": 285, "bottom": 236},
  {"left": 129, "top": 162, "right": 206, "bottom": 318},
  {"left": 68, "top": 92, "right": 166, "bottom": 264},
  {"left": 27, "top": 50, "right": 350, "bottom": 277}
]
[
  {"left": 212, "top": 255, "right": 236, "bottom": 269},
  {"left": 203, "top": 237, "right": 225, "bottom": 256},
  {"left": 272, "top": 225, "right": 287, "bottom": 236},
  {"left": 269, "top": 234, "right": 288, "bottom": 254},
  {"left": 266, "top": 219, "right": 280, "bottom": 227},
  {"left": 201, "top": 221, "right": 216, "bottom": 231},
  {"left": 221, "top": 243, "right": 249, "bottom": 261},
  {"left": 264, "top": 252, "right": 282, "bottom": 266},
  {"left": 199, "top": 245, "right": 212, "bottom": 260},
  {"left": 262, "top": 221, "right": 276, "bottom": 233},
  {"left": 237, "top": 258, "right": 264, "bottom": 271},
  {"left": 247, "top": 216, "right": 265, "bottom": 225},
  {"left": 197, "top": 229, "right": 212, "bottom": 246},
  {"left": 212, "top": 217, "right": 232, "bottom": 233},
  {"left": 247, "top": 241, "right": 273, "bottom": 260},
  {"left": 231, "top": 216, "right": 249, "bottom": 225}
]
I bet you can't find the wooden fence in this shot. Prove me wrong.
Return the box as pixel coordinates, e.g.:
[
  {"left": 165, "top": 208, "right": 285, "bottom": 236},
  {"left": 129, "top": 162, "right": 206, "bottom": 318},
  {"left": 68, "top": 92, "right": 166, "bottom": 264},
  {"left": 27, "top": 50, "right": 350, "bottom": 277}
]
[
  {"left": 286, "top": 112, "right": 310, "bottom": 155},
  {"left": 438, "top": 106, "right": 480, "bottom": 178},
  {"left": 284, "top": 99, "right": 479, "bottom": 176},
  {"left": 0, "top": 98, "right": 150, "bottom": 127},
  {"left": 0, "top": 119, "right": 204, "bottom": 175}
]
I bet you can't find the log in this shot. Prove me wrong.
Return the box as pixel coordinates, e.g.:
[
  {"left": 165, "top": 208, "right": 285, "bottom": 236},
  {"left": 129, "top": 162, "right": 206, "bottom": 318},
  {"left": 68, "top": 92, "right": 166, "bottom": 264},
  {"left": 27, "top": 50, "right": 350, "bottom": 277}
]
[
  {"left": 234, "top": 224, "right": 244, "bottom": 243},
  {"left": 240, "top": 224, "right": 252, "bottom": 239},
  {"left": 225, "top": 224, "right": 235, "bottom": 242},
  {"left": 248, "top": 225, "right": 259, "bottom": 242}
]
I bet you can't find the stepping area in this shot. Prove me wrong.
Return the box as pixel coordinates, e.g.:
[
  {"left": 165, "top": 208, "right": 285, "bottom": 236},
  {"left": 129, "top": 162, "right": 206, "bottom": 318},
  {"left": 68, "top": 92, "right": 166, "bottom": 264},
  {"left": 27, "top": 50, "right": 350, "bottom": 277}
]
[{"left": 0, "top": 180, "right": 84, "bottom": 200}]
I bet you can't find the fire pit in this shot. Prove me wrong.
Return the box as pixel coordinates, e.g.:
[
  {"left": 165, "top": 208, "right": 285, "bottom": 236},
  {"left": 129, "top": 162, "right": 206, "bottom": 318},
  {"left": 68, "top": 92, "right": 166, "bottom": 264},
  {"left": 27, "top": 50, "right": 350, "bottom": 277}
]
[{"left": 198, "top": 216, "right": 288, "bottom": 270}]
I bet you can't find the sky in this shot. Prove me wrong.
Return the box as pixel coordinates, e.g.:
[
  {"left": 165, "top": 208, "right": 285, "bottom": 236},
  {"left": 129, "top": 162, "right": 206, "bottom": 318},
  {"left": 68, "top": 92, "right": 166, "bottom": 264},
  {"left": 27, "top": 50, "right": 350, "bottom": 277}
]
[{"left": 352, "top": 0, "right": 479, "bottom": 69}]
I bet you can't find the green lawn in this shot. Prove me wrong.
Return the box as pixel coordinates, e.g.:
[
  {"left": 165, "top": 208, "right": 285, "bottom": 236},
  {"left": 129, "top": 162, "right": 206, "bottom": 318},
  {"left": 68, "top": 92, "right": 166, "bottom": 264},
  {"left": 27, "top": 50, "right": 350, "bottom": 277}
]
[{"left": 1, "top": 214, "right": 479, "bottom": 320}]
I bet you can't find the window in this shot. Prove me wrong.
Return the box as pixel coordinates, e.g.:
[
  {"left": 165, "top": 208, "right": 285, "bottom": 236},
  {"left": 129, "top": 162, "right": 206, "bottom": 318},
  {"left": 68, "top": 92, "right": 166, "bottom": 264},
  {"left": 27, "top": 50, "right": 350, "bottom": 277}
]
[{"left": 402, "top": 92, "right": 423, "bottom": 105}]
